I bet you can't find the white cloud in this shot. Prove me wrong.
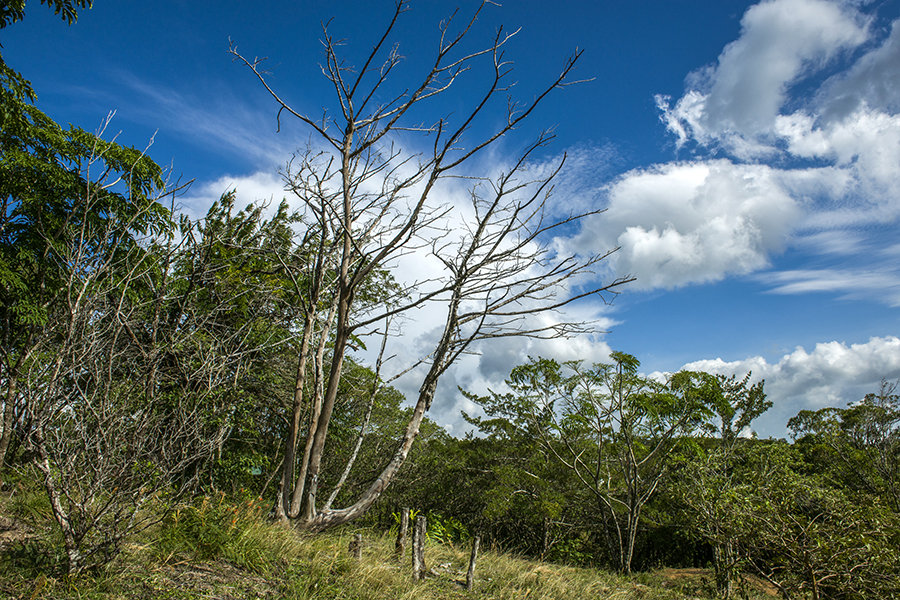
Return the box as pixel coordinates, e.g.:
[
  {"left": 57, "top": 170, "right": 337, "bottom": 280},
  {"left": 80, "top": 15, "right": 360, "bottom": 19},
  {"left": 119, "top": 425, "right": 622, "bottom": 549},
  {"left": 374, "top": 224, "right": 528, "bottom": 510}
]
[
  {"left": 681, "top": 336, "right": 900, "bottom": 436},
  {"left": 775, "top": 106, "right": 900, "bottom": 220},
  {"left": 660, "top": 0, "right": 869, "bottom": 156},
  {"left": 179, "top": 170, "right": 288, "bottom": 219},
  {"left": 816, "top": 19, "right": 900, "bottom": 120},
  {"left": 792, "top": 230, "right": 865, "bottom": 255},
  {"left": 572, "top": 160, "right": 801, "bottom": 289},
  {"left": 760, "top": 268, "right": 900, "bottom": 305},
  {"left": 633, "top": 4, "right": 900, "bottom": 292}
]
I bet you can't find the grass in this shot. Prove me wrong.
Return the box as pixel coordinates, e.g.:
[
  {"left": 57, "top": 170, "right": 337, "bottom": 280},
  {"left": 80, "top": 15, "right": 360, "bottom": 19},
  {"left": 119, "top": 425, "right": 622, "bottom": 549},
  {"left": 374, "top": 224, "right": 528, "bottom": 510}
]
[{"left": 0, "top": 485, "right": 775, "bottom": 600}]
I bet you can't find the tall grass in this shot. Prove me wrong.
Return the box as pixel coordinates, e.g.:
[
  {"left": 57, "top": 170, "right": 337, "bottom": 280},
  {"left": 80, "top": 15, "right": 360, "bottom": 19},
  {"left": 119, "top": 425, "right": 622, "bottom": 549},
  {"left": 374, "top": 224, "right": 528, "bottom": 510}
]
[{"left": 0, "top": 491, "right": 769, "bottom": 599}]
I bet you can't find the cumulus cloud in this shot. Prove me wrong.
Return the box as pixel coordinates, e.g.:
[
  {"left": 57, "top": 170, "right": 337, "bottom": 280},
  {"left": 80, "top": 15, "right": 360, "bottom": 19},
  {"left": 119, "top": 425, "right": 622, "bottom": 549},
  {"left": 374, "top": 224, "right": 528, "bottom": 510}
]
[
  {"left": 816, "top": 19, "right": 900, "bottom": 120},
  {"left": 659, "top": 0, "right": 868, "bottom": 155},
  {"left": 775, "top": 107, "right": 900, "bottom": 220},
  {"left": 571, "top": 160, "right": 802, "bottom": 289},
  {"left": 179, "top": 170, "right": 288, "bottom": 218},
  {"left": 680, "top": 336, "right": 900, "bottom": 437},
  {"left": 609, "top": 1, "right": 900, "bottom": 293}
]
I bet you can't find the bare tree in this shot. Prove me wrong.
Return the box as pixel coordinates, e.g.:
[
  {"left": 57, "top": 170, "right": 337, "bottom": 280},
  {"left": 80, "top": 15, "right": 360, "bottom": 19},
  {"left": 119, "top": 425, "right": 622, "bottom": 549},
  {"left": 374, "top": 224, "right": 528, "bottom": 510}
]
[
  {"left": 229, "top": 0, "right": 630, "bottom": 531},
  {"left": 8, "top": 115, "right": 286, "bottom": 572}
]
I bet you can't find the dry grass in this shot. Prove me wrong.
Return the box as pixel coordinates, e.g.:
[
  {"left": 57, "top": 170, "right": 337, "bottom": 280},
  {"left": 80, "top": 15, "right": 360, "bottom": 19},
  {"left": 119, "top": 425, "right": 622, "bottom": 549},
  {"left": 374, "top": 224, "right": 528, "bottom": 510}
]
[{"left": 0, "top": 492, "right": 773, "bottom": 600}]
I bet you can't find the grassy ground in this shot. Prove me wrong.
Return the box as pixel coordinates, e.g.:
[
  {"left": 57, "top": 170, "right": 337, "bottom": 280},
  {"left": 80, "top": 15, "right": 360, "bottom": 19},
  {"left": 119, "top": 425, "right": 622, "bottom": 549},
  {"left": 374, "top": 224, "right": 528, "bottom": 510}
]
[{"left": 0, "top": 482, "right": 776, "bottom": 600}]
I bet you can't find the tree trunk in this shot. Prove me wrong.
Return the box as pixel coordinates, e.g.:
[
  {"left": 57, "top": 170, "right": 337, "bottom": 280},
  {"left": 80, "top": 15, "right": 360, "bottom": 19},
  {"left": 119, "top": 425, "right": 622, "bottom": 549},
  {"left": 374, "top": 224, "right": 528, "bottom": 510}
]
[
  {"left": 540, "top": 516, "right": 550, "bottom": 560},
  {"left": 713, "top": 540, "right": 736, "bottom": 599},
  {"left": 33, "top": 431, "right": 81, "bottom": 573},
  {"left": 0, "top": 373, "right": 17, "bottom": 466},
  {"left": 300, "top": 287, "right": 351, "bottom": 520},
  {"left": 278, "top": 315, "right": 315, "bottom": 520},
  {"left": 296, "top": 355, "right": 443, "bottom": 530},
  {"left": 289, "top": 298, "right": 337, "bottom": 519}
]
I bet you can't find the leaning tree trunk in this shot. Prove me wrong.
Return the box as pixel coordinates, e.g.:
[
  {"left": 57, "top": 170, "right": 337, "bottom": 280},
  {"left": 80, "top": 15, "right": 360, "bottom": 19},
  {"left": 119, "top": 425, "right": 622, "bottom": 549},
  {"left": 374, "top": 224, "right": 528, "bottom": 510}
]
[{"left": 297, "top": 298, "right": 460, "bottom": 531}]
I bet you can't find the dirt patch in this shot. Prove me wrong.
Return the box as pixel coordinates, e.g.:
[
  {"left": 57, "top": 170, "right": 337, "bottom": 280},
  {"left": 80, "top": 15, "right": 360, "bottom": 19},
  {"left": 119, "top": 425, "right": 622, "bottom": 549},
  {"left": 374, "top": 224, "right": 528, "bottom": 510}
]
[
  {"left": 657, "top": 567, "right": 710, "bottom": 580},
  {"left": 149, "top": 560, "right": 280, "bottom": 599},
  {"left": 656, "top": 567, "right": 779, "bottom": 597}
]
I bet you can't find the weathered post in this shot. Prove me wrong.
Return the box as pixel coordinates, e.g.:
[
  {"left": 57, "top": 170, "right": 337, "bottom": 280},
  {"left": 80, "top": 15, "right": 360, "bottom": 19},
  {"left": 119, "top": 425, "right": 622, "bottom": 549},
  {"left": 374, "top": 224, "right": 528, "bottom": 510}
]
[
  {"left": 541, "top": 516, "right": 550, "bottom": 560},
  {"left": 411, "top": 514, "right": 427, "bottom": 581},
  {"left": 395, "top": 507, "right": 410, "bottom": 559},
  {"left": 349, "top": 533, "right": 362, "bottom": 560},
  {"left": 466, "top": 535, "right": 481, "bottom": 591}
]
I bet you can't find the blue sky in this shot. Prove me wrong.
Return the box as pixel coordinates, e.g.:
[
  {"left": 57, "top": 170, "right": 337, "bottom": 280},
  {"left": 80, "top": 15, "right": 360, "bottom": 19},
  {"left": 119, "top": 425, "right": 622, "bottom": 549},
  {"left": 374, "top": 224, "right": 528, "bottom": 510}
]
[{"left": 6, "top": 0, "right": 900, "bottom": 436}]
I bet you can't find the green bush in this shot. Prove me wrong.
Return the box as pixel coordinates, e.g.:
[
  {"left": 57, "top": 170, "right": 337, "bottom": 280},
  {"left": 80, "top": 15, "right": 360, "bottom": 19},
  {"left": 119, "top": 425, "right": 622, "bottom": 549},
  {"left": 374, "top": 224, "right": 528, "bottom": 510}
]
[
  {"left": 154, "top": 492, "right": 267, "bottom": 561},
  {"left": 426, "top": 511, "right": 468, "bottom": 545}
]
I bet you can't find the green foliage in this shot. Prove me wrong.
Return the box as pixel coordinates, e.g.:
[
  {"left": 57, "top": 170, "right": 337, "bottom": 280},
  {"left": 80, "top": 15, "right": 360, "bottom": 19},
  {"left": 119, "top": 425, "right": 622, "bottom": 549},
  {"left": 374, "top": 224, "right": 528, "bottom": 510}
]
[
  {"left": 4, "top": 481, "right": 52, "bottom": 525},
  {"left": 789, "top": 378, "right": 900, "bottom": 511},
  {"left": 545, "top": 534, "right": 594, "bottom": 566},
  {"left": 465, "top": 352, "right": 717, "bottom": 574},
  {"left": 0, "top": 104, "right": 169, "bottom": 332},
  {"left": 734, "top": 442, "right": 900, "bottom": 599},
  {"left": 155, "top": 493, "right": 268, "bottom": 562},
  {"left": 0, "top": 0, "right": 92, "bottom": 29},
  {"left": 668, "top": 372, "right": 771, "bottom": 598},
  {"left": 0, "top": 538, "right": 68, "bottom": 580},
  {"left": 425, "top": 512, "right": 468, "bottom": 545}
]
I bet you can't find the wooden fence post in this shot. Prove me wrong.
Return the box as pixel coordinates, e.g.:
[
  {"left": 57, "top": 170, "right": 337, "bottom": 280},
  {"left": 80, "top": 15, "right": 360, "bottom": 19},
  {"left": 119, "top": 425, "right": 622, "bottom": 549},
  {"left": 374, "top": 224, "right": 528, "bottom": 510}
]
[
  {"left": 349, "top": 533, "right": 362, "bottom": 560},
  {"left": 541, "top": 516, "right": 550, "bottom": 560},
  {"left": 466, "top": 535, "right": 481, "bottom": 591},
  {"left": 411, "top": 514, "right": 427, "bottom": 581},
  {"left": 395, "top": 507, "right": 409, "bottom": 559}
]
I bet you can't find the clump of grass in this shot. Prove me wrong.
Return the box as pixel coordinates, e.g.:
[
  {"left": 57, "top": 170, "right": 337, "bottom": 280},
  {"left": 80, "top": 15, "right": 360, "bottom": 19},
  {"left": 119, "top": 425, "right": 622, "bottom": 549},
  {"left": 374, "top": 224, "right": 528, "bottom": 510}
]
[{"left": 152, "top": 492, "right": 270, "bottom": 563}]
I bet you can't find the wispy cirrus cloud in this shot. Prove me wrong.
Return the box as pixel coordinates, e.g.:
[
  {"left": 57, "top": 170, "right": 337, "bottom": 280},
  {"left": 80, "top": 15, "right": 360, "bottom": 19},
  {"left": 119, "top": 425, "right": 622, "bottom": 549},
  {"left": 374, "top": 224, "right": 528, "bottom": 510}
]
[
  {"left": 760, "top": 268, "right": 900, "bottom": 306},
  {"left": 63, "top": 68, "right": 300, "bottom": 169}
]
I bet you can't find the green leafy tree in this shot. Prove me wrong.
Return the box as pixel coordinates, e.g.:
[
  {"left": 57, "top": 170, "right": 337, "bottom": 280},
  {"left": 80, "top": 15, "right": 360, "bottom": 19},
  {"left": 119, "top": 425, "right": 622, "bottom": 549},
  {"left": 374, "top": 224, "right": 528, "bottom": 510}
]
[
  {"left": 789, "top": 379, "right": 900, "bottom": 511},
  {"left": 0, "top": 0, "right": 163, "bottom": 468},
  {"left": 671, "top": 372, "right": 770, "bottom": 598},
  {"left": 0, "top": 3, "right": 251, "bottom": 572},
  {"left": 0, "top": 98, "right": 170, "bottom": 467},
  {"left": 467, "top": 352, "right": 710, "bottom": 573},
  {"left": 733, "top": 443, "right": 900, "bottom": 600},
  {"left": 161, "top": 193, "right": 307, "bottom": 493}
]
